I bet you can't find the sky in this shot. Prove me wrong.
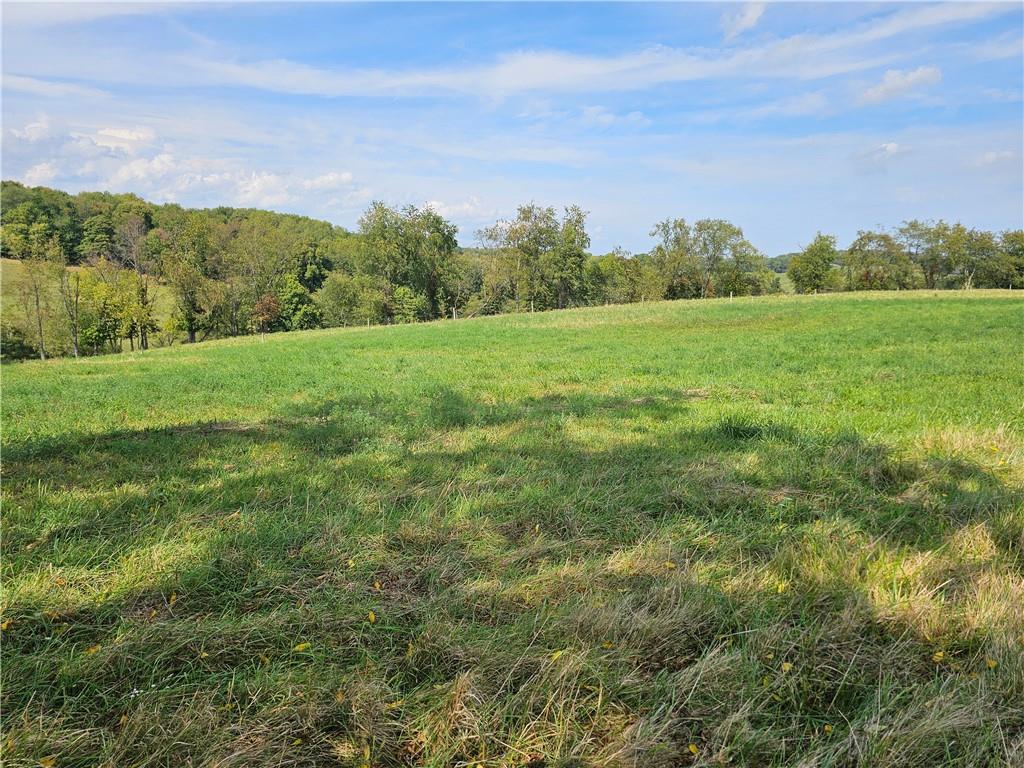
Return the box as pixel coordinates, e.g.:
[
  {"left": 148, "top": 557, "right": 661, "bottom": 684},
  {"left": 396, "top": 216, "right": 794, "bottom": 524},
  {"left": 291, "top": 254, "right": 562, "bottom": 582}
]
[{"left": 2, "top": 1, "right": 1022, "bottom": 255}]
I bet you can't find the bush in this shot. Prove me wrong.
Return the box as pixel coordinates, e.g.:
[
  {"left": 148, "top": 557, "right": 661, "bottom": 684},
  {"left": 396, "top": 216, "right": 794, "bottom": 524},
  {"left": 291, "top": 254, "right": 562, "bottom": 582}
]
[
  {"left": 0, "top": 321, "right": 37, "bottom": 361},
  {"left": 391, "top": 286, "right": 428, "bottom": 324}
]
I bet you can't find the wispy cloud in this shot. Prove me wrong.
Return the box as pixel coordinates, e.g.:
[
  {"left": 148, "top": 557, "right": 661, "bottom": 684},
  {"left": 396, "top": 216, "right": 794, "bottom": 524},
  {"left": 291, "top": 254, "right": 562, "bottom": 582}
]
[
  {"left": 967, "top": 32, "right": 1024, "bottom": 62},
  {"left": 860, "top": 66, "right": 942, "bottom": 104},
  {"left": 3, "top": 74, "right": 109, "bottom": 99},
  {"left": 722, "top": 3, "right": 766, "bottom": 43},
  {"left": 581, "top": 106, "right": 651, "bottom": 128},
  {"left": 175, "top": 3, "right": 1007, "bottom": 99},
  {"left": 857, "top": 141, "right": 906, "bottom": 169},
  {"left": 690, "top": 91, "right": 831, "bottom": 124},
  {"left": 2, "top": 2, "right": 184, "bottom": 29},
  {"left": 972, "top": 149, "right": 1018, "bottom": 168}
]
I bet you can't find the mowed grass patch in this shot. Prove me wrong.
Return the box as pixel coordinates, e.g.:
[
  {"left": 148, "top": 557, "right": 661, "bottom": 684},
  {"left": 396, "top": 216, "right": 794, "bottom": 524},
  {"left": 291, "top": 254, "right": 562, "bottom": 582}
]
[{"left": 2, "top": 291, "right": 1022, "bottom": 767}]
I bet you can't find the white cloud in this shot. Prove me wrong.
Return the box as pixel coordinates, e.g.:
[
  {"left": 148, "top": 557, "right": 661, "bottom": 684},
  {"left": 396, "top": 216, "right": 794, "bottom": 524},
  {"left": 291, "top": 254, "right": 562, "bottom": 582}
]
[
  {"left": 748, "top": 91, "right": 829, "bottom": 118},
  {"left": 97, "top": 127, "right": 156, "bottom": 143},
  {"left": 974, "top": 150, "right": 1016, "bottom": 167},
  {"left": 109, "top": 152, "right": 177, "bottom": 184},
  {"left": 235, "top": 171, "right": 294, "bottom": 207},
  {"left": 581, "top": 106, "right": 651, "bottom": 128},
  {"left": 424, "top": 196, "right": 496, "bottom": 220},
  {"left": 11, "top": 115, "right": 52, "bottom": 142},
  {"left": 722, "top": 3, "right": 766, "bottom": 43},
  {"left": 854, "top": 141, "right": 907, "bottom": 172},
  {"left": 301, "top": 171, "right": 355, "bottom": 191},
  {"left": 87, "top": 126, "right": 157, "bottom": 153},
  {"left": 860, "top": 66, "right": 942, "bottom": 104},
  {"left": 3, "top": 74, "right": 109, "bottom": 99},
  {"left": 103, "top": 153, "right": 358, "bottom": 210},
  {"left": 23, "top": 161, "right": 59, "bottom": 185}
]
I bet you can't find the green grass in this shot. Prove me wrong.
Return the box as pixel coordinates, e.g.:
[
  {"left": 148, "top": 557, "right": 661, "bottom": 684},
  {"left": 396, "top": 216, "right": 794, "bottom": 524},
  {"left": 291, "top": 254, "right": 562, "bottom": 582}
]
[{"left": 2, "top": 291, "right": 1023, "bottom": 767}]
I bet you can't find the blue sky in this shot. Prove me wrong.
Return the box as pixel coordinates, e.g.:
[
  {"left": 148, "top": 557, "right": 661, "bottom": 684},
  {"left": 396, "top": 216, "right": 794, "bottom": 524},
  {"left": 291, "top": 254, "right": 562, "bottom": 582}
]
[{"left": 3, "top": 1, "right": 1022, "bottom": 254}]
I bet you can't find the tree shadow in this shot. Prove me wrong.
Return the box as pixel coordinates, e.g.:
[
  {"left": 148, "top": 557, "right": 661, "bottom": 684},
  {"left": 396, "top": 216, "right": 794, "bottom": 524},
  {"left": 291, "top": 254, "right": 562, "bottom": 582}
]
[{"left": 2, "top": 387, "right": 1020, "bottom": 765}]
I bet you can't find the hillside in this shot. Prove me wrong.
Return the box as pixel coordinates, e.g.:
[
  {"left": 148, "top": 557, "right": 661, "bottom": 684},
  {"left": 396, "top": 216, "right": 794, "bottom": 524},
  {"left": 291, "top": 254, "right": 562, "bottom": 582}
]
[{"left": 2, "top": 292, "right": 1023, "bottom": 767}]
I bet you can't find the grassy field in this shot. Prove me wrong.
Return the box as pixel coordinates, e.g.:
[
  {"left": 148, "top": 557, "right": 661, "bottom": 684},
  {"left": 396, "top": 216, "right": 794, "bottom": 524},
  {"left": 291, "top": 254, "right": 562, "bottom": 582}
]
[{"left": 2, "top": 291, "right": 1023, "bottom": 767}]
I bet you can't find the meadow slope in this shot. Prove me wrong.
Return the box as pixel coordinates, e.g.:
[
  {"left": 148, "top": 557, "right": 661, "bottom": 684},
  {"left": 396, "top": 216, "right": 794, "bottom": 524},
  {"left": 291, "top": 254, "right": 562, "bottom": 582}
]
[{"left": 2, "top": 291, "right": 1023, "bottom": 767}]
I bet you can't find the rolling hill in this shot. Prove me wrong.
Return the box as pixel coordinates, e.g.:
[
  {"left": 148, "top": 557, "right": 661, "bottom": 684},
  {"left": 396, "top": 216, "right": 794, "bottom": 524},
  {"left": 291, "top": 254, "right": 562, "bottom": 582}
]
[{"left": 2, "top": 291, "right": 1022, "bottom": 767}]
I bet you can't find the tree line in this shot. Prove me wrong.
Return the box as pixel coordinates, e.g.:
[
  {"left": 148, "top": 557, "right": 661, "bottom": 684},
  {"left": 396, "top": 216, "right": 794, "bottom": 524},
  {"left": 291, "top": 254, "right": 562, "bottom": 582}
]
[
  {"left": 1, "top": 180, "right": 1021, "bottom": 361},
  {"left": 785, "top": 224, "right": 1023, "bottom": 294}
]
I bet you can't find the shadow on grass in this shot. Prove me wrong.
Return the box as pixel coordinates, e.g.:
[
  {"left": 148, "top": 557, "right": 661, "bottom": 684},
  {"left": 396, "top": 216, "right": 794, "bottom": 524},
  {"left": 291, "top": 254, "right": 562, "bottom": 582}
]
[{"left": 2, "top": 387, "right": 1021, "bottom": 765}]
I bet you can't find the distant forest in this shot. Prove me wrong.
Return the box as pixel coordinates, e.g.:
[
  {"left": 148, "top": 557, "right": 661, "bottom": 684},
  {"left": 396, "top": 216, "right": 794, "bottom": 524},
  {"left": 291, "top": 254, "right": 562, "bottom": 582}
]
[{"left": 2, "top": 180, "right": 1021, "bottom": 361}]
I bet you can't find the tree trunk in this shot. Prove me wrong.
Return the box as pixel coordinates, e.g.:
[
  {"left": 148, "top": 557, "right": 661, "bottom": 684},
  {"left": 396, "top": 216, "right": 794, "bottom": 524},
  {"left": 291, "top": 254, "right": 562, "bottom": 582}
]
[
  {"left": 139, "top": 280, "right": 150, "bottom": 349},
  {"left": 65, "top": 277, "right": 81, "bottom": 358},
  {"left": 68, "top": 293, "right": 80, "bottom": 358},
  {"left": 33, "top": 286, "right": 47, "bottom": 360}
]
